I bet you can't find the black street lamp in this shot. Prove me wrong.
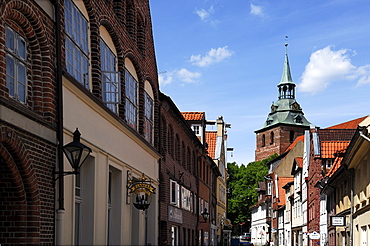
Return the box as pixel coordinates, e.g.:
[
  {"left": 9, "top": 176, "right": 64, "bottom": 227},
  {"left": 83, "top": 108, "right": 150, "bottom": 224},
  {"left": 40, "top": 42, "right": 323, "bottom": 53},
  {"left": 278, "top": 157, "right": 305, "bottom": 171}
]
[
  {"left": 201, "top": 208, "right": 210, "bottom": 223},
  {"left": 58, "top": 128, "right": 91, "bottom": 177}
]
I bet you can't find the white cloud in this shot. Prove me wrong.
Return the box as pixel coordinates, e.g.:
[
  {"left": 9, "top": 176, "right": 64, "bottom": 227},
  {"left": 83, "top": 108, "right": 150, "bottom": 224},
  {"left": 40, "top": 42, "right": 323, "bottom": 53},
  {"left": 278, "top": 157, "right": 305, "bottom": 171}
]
[
  {"left": 355, "top": 65, "right": 370, "bottom": 86},
  {"left": 250, "top": 4, "right": 264, "bottom": 17},
  {"left": 195, "top": 7, "right": 214, "bottom": 21},
  {"left": 298, "top": 46, "right": 354, "bottom": 94},
  {"left": 190, "top": 46, "right": 234, "bottom": 67},
  {"left": 298, "top": 45, "right": 370, "bottom": 94},
  {"left": 177, "top": 68, "right": 201, "bottom": 83},
  {"left": 159, "top": 69, "right": 201, "bottom": 86},
  {"left": 194, "top": 6, "right": 219, "bottom": 26},
  {"left": 158, "top": 74, "right": 173, "bottom": 86}
]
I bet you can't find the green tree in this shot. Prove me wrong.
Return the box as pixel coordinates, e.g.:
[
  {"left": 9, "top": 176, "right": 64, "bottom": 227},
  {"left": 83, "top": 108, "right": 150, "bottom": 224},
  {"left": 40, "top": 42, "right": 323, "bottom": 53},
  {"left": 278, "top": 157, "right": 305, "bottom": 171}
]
[{"left": 227, "top": 154, "right": 277, "bottom": 235}]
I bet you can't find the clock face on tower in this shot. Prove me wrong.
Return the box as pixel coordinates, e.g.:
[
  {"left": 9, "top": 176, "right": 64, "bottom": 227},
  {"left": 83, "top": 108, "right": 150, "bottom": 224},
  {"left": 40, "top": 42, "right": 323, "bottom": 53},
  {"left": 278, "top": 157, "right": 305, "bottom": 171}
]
[{"left": 292, "top": 102, "right": 300, "bottom": 110}]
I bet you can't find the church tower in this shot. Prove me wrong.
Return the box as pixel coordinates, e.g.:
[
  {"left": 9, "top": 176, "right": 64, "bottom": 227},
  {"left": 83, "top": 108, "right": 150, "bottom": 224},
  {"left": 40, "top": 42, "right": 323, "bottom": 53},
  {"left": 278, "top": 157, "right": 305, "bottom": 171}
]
[{"left": 255, "top": 44, "right": 311, "bottom": 161}]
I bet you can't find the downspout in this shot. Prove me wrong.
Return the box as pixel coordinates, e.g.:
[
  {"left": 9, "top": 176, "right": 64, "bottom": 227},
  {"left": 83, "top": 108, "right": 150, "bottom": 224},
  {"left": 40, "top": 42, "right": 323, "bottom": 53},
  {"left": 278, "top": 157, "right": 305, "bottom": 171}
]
[
  {"left": 350, "top": 174, "right": 353, "bottom": 246},
  {"left": 54, "top": 1, "right": 65, "bottom": 245},
  {"left": 157, "top": 102, "right": 162, "bottom": 246}
]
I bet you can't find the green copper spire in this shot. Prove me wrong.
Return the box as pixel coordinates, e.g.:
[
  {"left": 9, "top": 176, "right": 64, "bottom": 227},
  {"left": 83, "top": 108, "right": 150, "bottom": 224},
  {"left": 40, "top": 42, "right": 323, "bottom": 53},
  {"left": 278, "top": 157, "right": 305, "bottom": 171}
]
[
  {"left": 255, "top": 43, "right": 312, "bottom": 133},
  {"left": 279, "top": 44, "right": 294, "bottom": 85}
]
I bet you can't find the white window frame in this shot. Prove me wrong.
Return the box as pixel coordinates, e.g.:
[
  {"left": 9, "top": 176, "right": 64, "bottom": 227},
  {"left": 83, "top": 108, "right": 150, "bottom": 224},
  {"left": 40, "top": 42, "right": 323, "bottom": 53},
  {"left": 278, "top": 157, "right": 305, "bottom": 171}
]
[
  {"left": 5, "top": 25, "right": 27, "bottom": 103},
  {"left": 192, "top": 125, "right": 200, "bottom": 135},
  {"left": 170, "top": 180, "right": 180, "bottom": 206},
  {"left": 64, "top": 0, "right": 90, "bottom": 88},
  {"left": 144, "top": 91, "right": 153, "bottom": 143},
  {"left": 124, "top": 69, "right": 138, "bottom": 129},
  {"left": 100, "top": 39, "right": 120, "bottom": 113}
]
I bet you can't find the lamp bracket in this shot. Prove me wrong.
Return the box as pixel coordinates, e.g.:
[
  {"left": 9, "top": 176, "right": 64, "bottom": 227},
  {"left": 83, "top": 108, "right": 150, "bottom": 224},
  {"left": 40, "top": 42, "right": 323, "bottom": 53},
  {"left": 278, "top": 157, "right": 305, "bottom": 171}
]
[{"left": 53, "top": 170, "right": 79, "bottom": 181}]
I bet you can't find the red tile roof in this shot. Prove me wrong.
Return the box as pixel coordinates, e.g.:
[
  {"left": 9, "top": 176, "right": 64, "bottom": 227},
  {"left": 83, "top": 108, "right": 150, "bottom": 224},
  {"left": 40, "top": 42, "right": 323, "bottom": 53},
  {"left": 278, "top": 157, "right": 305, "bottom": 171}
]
[
  {"left": 181, "top": 112, "right": 205, "bottom": 121},
  {"left": 326, "top": 155, "right": 344, "bottom": 177},
  {"left": 326, "top": 116, "right": 367, "bottom": 129},
  {"left": 206, "top": 131, "right": 217, "bottom": 159},
  {"left": 277, "top": 177, "right": 294, "bottom": 206},
  {"left": 295, "top": 157, "right": 303, "bottom": 168},
  {"left": 284, "top": 135, "right": 304, "bottom": 153},
  {"left": 320, "top": 141, "right": 350, "bottom": 158}
]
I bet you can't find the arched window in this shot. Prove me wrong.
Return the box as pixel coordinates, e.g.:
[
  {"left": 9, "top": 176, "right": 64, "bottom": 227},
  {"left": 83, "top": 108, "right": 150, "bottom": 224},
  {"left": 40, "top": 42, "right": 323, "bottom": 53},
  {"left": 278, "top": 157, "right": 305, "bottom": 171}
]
[
  {"left": 65, "top": 0, "right": 90, "bottom": 88},
  {"left": 270, "top": 132, "right": 274, "bottom": 145},
  {"left": 5, "top": 26, "right": 27, "bottom": 103},
  {"left": 137, "top": 14, "right": 145, "bottom": 56},
  {"left": 125, "top": 0, "right": 135, "bottom": 38},
  {"left": 124, "top": 58, "right": 138, "bottom": 129},
  {"left": 187, "top": 148, "right": 191, "bottom": 172},
  {"left": 100, "top": 26, "right": 120, "bottom": 113},
  {"left": 175, "top": 134, "right": 180, "bottom": 162},
  {"left": 144, "top": 81, "right": 154, "bottom": 144},
  {"left": 290, "top": 130, "right": 295, "bottom": 143},
  {"left": 262, "top": 134, "right": 266, "bottom": 147},
  {"left": 168, "top": 125, "right": 174, "bottom": 157},
  {"left": 181, "top": 142, "right": 185, "bottom": 167}
]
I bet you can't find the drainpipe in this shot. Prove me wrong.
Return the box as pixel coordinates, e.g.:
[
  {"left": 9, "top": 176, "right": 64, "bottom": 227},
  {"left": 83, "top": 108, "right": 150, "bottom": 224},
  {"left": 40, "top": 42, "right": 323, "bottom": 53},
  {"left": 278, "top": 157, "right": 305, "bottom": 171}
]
[
  {"left": 350, "top": 174, "right": 353, "bottom": 246},
  {"left": 54, "top": 1, "right": 65, "bottom": 245}
]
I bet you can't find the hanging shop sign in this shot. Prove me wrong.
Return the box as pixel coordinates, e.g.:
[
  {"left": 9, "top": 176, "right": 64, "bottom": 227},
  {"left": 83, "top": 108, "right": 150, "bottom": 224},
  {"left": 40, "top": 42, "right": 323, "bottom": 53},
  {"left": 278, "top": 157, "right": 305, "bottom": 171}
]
[{"left": 127, "top": 172, "right": 156, "bottom": 210}]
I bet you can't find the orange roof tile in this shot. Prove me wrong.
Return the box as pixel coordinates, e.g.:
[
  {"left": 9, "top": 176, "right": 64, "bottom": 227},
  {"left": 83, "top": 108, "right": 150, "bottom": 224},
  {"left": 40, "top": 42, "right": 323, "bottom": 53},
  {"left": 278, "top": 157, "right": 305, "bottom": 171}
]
[
  {"left": 181, "top": 112, "right": 205, "bottom": 121},
  {"left": 295, "top": 157, "right": 303, "bottom": 168},
  {"left": 320, "top": 141, "right": 350, "bottom": 158},
  {"left": 206, "top": 131, "right": 217, "bottom": 159},
  {"left": 326, "top": 116, "right": 367, "bottom": 129},
  {"left": 277, "top": 177, "right": 294, "bottom": 206},
  {"left": 284, "top": 135, "right": 304, "bottom": 153},
  {"left": 326, "top": 156, "right": 343, "bottom": 177}
]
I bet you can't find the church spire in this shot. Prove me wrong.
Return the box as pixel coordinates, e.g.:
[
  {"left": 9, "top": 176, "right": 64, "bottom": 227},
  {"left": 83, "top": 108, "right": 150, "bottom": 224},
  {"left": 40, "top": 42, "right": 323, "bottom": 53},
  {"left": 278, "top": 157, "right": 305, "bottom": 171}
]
[{"left": 278, "top": 43, "right": 295, "bottom": 100}]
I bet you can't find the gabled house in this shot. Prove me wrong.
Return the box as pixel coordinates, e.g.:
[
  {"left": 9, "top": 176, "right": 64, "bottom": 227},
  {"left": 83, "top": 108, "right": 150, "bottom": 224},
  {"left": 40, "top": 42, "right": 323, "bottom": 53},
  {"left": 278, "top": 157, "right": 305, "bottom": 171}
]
[
  {"left": 205, "top": 116, "right": 231, "bottom": 245},
  {"left": 291, "top": 156, "right": 305, "bottom": 246},
  {"left": 251, "top": 181, "right": 270, "bottom": 246},
  {"left": 266, "top": 135, "right": 304, "bottom": 246},
  {"left": 283, "top": 181, "right": 294, "bottom": 246},
  {"left": 309, "top": 117, "right": 364, "bottom": 246},
  {"left": 342, "top": 116, "right": 370, "bottom": 246}
]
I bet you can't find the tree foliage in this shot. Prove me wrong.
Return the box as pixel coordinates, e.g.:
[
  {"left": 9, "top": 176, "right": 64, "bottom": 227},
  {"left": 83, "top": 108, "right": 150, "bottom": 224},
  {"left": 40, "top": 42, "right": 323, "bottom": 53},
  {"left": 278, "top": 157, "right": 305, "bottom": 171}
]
[{"left": 226, "top": 154, "right": 278, "bottom": 235}]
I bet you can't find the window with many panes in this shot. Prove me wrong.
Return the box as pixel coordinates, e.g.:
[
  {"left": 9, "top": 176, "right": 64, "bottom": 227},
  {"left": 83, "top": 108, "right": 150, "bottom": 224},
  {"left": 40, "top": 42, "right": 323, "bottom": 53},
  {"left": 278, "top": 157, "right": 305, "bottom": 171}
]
[
  {"left": 5, "top": 26, "right": 27, "bottom": 103},
  {"left": 65, "top": 0, "right": 89, "bottom": 88},
  {"left": 144, "top": 91, "right": 153, "bottom": 143},
  {"left": 100, "top": 39, "right": 120, "bottom": 113},
  {"left": 124, "top": 69, "right": 138, "bottom": 129}
]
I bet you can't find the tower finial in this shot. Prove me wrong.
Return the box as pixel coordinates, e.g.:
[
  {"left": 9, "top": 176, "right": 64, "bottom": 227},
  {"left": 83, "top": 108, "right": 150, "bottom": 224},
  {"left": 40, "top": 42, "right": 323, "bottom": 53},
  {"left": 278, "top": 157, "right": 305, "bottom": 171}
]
[{"left": 284, "top": 36, "right": 288, "bottom": 53}]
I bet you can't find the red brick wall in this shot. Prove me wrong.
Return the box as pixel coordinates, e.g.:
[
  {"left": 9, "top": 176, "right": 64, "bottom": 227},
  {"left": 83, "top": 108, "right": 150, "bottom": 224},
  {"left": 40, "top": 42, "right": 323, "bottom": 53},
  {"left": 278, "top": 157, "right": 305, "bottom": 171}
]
[
  {"left": 159, "top": 94, "right": 207, "bottom": 245},
  {"left": 255, "top": 125, "right": 308, "bottom": 161},
  {"left": 0, "top": 125, "right": 56, "bottom": 245}
]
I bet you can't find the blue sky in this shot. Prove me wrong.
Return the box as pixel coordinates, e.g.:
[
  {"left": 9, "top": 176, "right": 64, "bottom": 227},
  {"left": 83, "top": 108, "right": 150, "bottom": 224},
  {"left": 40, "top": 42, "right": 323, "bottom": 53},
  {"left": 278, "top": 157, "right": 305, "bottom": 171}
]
[{"left": 149, "top": 0, "right": 370, "bottom": 165}]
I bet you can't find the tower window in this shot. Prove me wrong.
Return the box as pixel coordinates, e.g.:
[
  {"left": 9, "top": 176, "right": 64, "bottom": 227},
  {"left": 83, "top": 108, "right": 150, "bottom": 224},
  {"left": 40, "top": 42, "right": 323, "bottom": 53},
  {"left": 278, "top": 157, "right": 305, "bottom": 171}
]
[
  {"left": 290, "top": 130, "right": 295, "bottom": 143},
  {"left": 270, "top": 132, "right": 274, "bottom": 145},
  {"left": 262, "top": 134, "right": 266, "bottom": 147}
]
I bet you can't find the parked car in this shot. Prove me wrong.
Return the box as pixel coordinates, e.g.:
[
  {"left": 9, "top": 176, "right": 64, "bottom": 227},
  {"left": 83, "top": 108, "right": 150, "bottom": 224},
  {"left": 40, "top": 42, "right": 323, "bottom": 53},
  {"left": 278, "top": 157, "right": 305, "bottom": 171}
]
[{"left": 239, "top": 233, "right": 253, "bottom": 245}]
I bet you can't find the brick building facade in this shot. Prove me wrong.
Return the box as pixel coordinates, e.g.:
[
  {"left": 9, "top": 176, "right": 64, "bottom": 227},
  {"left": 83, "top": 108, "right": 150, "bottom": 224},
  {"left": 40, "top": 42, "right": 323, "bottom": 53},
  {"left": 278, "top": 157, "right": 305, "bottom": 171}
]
[
  {"left": 0, "top": 0, "right": 57, "bottom": 244},
  {"left": 159, "top": 93, "right": 205, "bottom": 245}
]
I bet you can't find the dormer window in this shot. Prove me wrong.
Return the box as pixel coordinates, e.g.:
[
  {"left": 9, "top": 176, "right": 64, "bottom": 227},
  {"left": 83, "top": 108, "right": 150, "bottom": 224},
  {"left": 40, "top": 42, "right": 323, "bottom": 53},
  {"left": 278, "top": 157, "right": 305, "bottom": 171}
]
[{"left": 295, "top": 115, "right": 303, "bottom": 123}]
